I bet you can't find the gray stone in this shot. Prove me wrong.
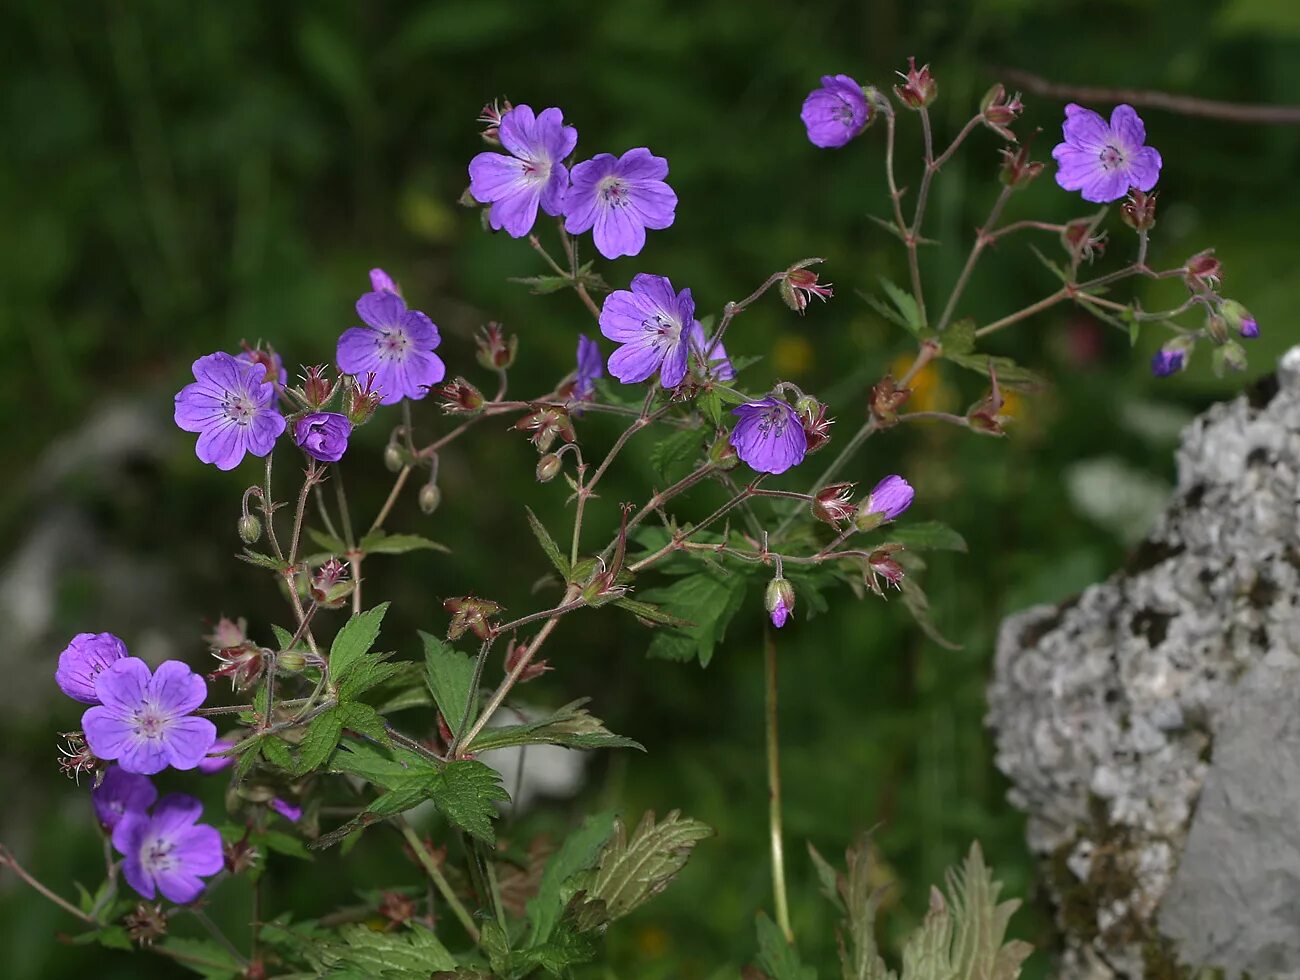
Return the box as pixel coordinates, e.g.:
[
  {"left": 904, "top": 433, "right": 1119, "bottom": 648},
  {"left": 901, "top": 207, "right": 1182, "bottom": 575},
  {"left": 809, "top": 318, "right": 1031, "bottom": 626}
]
[{"left": 988, "top": 348, "right": 1300, "bottom": 978}]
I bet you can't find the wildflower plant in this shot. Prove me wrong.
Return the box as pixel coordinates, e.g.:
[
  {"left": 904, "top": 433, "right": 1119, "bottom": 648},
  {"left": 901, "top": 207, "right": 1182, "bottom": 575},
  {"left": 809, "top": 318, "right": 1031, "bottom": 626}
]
[{"left": 2, "top": 58, "right": 1258, "bottom": 979}]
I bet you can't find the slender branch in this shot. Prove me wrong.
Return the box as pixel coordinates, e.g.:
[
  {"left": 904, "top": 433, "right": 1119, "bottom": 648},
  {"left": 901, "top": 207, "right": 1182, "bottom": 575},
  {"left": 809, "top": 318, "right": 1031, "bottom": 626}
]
[
  {"left": 0, "top": 846, "right": 95, "bottom": 923},
  {"left": 764, "top": 627, "right": 793, "bottom": 944},
  {"left": 398, "top": 821, "right": 480, "bottom": 943},
  {"left": 934, "top": 184, "right": 1014, "bottom": 333},
  {"left": 187, "top": 907, "right": 250, "bottom": 969},
  {"left": 974, "top": 288, "right": 1068, "bottom": 338}
]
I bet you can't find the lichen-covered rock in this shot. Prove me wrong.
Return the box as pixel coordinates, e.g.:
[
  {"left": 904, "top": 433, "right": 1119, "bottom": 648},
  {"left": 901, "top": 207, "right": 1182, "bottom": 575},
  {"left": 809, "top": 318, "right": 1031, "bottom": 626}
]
[{"left": 989, "top": 347, "right": 1300, "bottom": 978}]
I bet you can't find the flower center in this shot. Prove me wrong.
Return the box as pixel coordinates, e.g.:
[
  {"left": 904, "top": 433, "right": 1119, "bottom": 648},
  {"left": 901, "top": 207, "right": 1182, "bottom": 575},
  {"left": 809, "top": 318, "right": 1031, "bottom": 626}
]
[
  {"left": 832, "top": 95, "right": 857, "bottom": 127},
  {"left": 758, "top": 406, "right": 788, "bottom": 435},
  {"left": 377, "top": 328, "right": 411, "bottom": 361},
  {"left": 521, "top": 158, "right": 552, "bottom": 184},
  {"left": 641, "top": 312, "right": 681, "bottom": 348},
  {"left": 1098, "top": 143, "right": 1126, "bottom": 171},
  {"left": 598, "top": 176, "right": 630, "bottom": 208},
  {"left": 133, "top": 703, "right": 168, "bottom": 740},
  {"left": 142, "top": 836, "right": 175, "bottom": 874},
  {"left": 224, "top": 394, "right": 255, "bottom": 425}
]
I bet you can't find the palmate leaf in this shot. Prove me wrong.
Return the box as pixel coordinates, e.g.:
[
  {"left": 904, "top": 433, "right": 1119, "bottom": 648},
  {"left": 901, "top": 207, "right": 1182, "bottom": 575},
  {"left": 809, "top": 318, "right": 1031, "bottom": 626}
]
[
  {"left": 649, "top": 428, "right": 706, "bottom": 483},
  {"left": 639, "top": 572, "right": 747, "bottom": 667},
  {"left": 317, "top": 923, "right": 456, "bottom": 977},
  {"left": 567, "top": 810, "right": 712, "bottom": 931},
  {"left": 328, "top": 603, "right": 390, "bottom": 684},
  {"left": 467, "top": 699, "right": 644, "bottom": 754}
]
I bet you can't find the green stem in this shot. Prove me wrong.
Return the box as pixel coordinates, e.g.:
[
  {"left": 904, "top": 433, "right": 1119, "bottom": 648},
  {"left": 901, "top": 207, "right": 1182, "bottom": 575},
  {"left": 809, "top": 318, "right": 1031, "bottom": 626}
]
[
  {"left": 399, "top": 821, "right": 480, "bottom": 943},
  {"left": 764, "top": 627, "right": 793, "bottom": 944}
]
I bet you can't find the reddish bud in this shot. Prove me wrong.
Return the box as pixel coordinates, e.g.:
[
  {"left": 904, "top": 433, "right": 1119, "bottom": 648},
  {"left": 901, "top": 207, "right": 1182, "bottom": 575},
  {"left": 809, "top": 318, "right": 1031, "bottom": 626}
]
[
  {"left": 477, "top": 99, "right": 513, "bottom": 145},
  {"left": 310, "top": 557, "right": 353, "bottom": 608},
  {"left": 433, "top": 377, "right": 485, "bottom": 414},
  {"left": 224, "top": 836, "right": 260, "bottom": 876},
  {"left": 795, "top": 397, "right": 834, "bottom": 454},
  {"left": 379, "top": 891, "right": 417, "bottom": 929},
  {"left": 514, "top": 405, "right": 576, "bottom": 452},
  {"left": 866, "top": 546, "right": 906, "bottom": 595},
  {"left": 1184, "top": 250, "right": 1222, "bottom": 294},
  {"left": 1121, "top": 189, "right": 1157, "bottom": 232},
  {"left": 980, "top": 84, "right": 1024, "bottom": 140},
  {"left": 301, "top": 365, "right": 336, "bottom": 409},
  {"left": 779, "top": 267, "right": 834, "bottom": 314},
  {"left": 444, "top": 596, "right": 504, "bottom": 641},
  {"left": 812, "top": 483, "right": 857, "bottom": 527},
  {"left": 475, "top": 322, "right": 518, "bottom": 371},
  {"left": 893, "top": 57, "right": 937, "bottom": 109},
  {"left": 209, "top": 642, "right": 266, "bottom": 692},
  {"left": 345, "top": 373, "right": 384, "bottom": 426},
  {"left": 869, "top": 374, "right": 912, "bottom": 426},
  {"left": 124, "top": 902, "right": 168, "bottom": 946},
  {"left": 999, "top": 141, "right": 1044, "bottom": 189},
  {"left": 505, "top": 640, "right": 552, "bottom": 683}
]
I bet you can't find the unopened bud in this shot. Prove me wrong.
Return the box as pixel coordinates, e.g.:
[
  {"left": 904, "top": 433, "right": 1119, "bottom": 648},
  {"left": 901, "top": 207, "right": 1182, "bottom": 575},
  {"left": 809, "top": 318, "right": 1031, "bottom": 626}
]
[
  {"left": 765, "top": 578, "right": 796, "bottom": 629},
  {"left": 418, "top": 483, "right": 442, "bottom": 515},
  {"left": 345, "top": 372, "right": 384, "bottom": 426},
  {"left": 477, "top": 99, "right": 512, "bottom": 145},
  {"left": 1213, "top": 340, "right": 1248, "bottom": 377},
  {"left": 854, "top": 475, "right": 915, "bottom": 531},
  {"left": 310, "top": 557, "right": 353, "bottom": 608},
  {"left": 708, "top": 435, "right": 739, "bottom": 471},
  {"left": 475, "top": 322, "right": 517, "bottom": 371},
  {"left": 1183, "top": 250, "right": 1222, "bottom": 294},
  {"left": 277, "top": 651, "right": 308, "bottom": 673},
  {"left": 1205, "top": 312, "right": 1229, "bottom": 345},
  {"left": 866, "top": 546, "right": 906, "bottom": 595},
  {"left": 302, "top": 365, "right": 335, "bottom": 409},
  {"left": 536, "top": 454, "right": 562, "bottom": 483},
  {"left": 999, "top": 142, "right": 1044, "bottom": 189},
  {"left": 433, "top": 377, "right": 485, "bottom": 414},
  {"left": 980, "top": 84, "right": 1023, "bottom": 140},
  {"left": 1120, "top": 189, "right": 1157, "bottom": 232},
  {"left": 1219, "top": 299, "right": 1258, "bottom": 339},
  {"left": 893, "top": 57, "right": 937, "bottom": 109},
  {"left": 238, "top": 514, "right": 262, "bottom": 544},
  {"left": 383, "top": 443, "right": 404, "bottom": 472}
]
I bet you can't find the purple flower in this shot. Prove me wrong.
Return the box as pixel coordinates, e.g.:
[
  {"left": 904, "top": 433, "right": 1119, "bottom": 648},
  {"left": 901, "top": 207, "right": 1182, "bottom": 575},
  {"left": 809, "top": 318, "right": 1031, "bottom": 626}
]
[
  {"left": 1052, "top": 104, "right": 1162, "bottom": 204},
  {"left": 1241, "top": 317, "right": 1259, "bottom": 339},
  {"left": 564, "top": 148, "right": 677, "bottom": 260},
  {"left": 1151, "top": 348, "right": 1185, "bottom": 377},
  {"left": 174, "top": 353, "right": 287, "bottom": 471},
  {"left": 801, "top": 74, "right": 870, "bottom": 148},
  {"left": 370, "top": 267, "right": 400, "bottom": 296},
  {"left": 765, "top": 578, "right": 795, "bottom": 630},
  {"left": 574, "top": 335, "right": 603, "bottom": 400},
  {"left": 82, "top": 658, "right": 217, "bottom": 776},
  {"left": 92, "top": 766, "right": 157, "bottom": 830},
  {"left": 857, "top": 475, "right": 914, "bottom": 529},
  {"left": 113, "top": 794, "right": 223, "bottom": 904},
  {"left": 293, "top": 412, "right": 352, "bottom": 463},
  {"left": 469, "top": 105, "right": 577, "bottom": 238},
  {"left": 56, "top": 632, "right": 129, "bottom": 704},
  {"left": 729, "top": 397, "right": 807, "bottom": 475},
  {"left": 197, "top": 737, "right": 237, "bottom": 775},
  {"left": 336, "top": 291, "right": 446, "bottom": 405},
  {"left": 599, "top": 274, "right": 695, "bottom": 388},
  {"left": 687, "top": 321, "right": 735, "bottom": 381},
  {"left": 270, "top": 798, "right": 302, "bottom": 823}
]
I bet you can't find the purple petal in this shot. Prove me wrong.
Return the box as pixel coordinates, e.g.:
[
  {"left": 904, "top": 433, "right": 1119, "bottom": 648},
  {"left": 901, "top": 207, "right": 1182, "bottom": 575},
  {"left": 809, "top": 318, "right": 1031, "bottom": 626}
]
[
  {"left": 92, "top": 767, "right": 158, "bottom": 829},
  {"left": 172, "top": 824, "right": 225, "bottom": 876},
  {"left": 356, "top": 291, "right": 407, "bottom": 331},
  {"left": 56, "top": 632, "right": 129, "bottom": 704},
  {"left": 1109, "top": 104, "right": 1146, "bottom": 150},
  {"left": 607, "top": 340, "right": 664, "bottom": 385},
  {"left": 82, "top": 708, "right": 137, "bottom": 761},
  {"left": 270, "top": 798, "right": 303, "bottom": 822},
  {"left": 488, "top": 184, "right": 544, "bottom": 238},
  {"left": 539, "top": 161, "right": 570, "bottom": 217},
  {"left": 150, "top": 793, "right": 204, "bottom": 835},
  {"left": 153, "top": 871, "right": 207, "bottom": 905},
  {"left": 626, "top": 182, "right": 677, "bottom": 231},
  {"left": 535, "top": 107, "right": 578, "bottom": 160},
  {"left": 173, "top": 385, "right": 226, "bottom": 434},
  {"left": 195, "top": 420, "right": 247, "bottom": 470},
  {"left": 658, "top": 338, "right": 690, "bottom": 388},
  {"left": 370, "top": 268, "right": 398, "bottom": 294},
  {"left": 245, "top": 409, "right": 287, "bottom": 457},
  {"left": 593, "top": 203, "right": 647, "bottom": 259},
  {"left": 496, "top": 104, "right": 539, "bottom": 159},
  {"left": 616, "top": 147, "right": 669, "bottom": 182},
  {"left": 117, "top": 731, "right": 170, "bottom": 776},
  {"left": 197, "top": 737, "right": 237, "bottom": 774},
  {"left": 399, "top": 309, "right": 440, "bottom": 349},
  {"left": 149, "top": 660, "right": 208, "bottom": 716},
  {"left": 336, "top": 327, "right": 381, "bottom": 375},
  {"left": 1061, "top": 103, "right": 1109, "bottom": 150},
  {"left": 93, "top": 657, "right": 151, "bottom": 713},
  {"left": 1079, "top": 167, "right": 1130, "bottom": 204},
  {"left": 1126, "top": 146, "right": 1162, "bottom": 192},
  {"left": 162, "top": 715, "right": 218, "bottom": 771},
  {"left": 469, "top": 151, "right": 530, "bottom": 204}
]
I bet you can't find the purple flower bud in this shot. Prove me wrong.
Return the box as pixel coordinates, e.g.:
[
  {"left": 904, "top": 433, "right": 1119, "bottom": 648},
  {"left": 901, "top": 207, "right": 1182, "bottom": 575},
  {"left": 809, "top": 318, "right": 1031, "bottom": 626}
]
[
  {"left": 765, "top": 578, "right": 796, "bottom": 629},
  {"left": 855, "top": 475, "right": 914, "bottom": 530},
  {"left": 92, "top": 766, "right": 158, "bottom": 830},
  {"left": 1220, "top": 300, "right": 1258, "bottom": 340},
  {"left": 1241, "top": 317, "right": 1259, "bottom": 339},
  {"left": 270, "top": 798, "right": 302, "bottom": 823},
  {"left": 56, "top": 632, "right": 129, "bottom": 704},
  {"left": 801, "top": 74, "right": 870, "bottom": 148},
  {"left": 293, "top": 412, "right": 351, "bottom": 463},
  {"left": 1150, "top": 348, "right": 1186, "bottom": 378}
]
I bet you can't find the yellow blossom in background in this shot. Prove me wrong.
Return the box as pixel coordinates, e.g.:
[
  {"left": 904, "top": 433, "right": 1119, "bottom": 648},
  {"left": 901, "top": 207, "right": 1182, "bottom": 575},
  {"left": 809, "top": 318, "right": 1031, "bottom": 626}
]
[
  {"left": 635, "top": 924, "right": 670, "bottom": 958},
  {"left": 772, "top": 334, "right": 814, "bottom": 376},
  {"left": 890, "top": 354, "right": 955, "bottom": 414}
]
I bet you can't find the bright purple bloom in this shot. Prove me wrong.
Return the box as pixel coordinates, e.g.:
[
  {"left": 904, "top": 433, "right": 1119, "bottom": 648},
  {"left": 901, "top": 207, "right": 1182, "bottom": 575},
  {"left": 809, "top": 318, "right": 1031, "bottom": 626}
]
[
  {"left": 82, "top": 658, "right": 217, "bottom": 776},
  {"left": 336, "top": 291, "right": 445, "bottom": 405},
  {"left": 801, "top": 74, "right": 870, "bottom": 149},
  {"left": 599, "top": 274, "right": 695, "bottom": 388},
  {"left": 1151, "top": 348, "right": 1185, "bottom": 377},
  {"left": 468, "top": 105, "right": 577, "bottom": 238},
  {"left": 1052, "top": 104, "right": 1162, "bottom": 204},
  {"left": 113, "top": 794, "right": 223, "bottom": 904},
  {"left": 687, "top": 321, "right": 735, "bottom": 381},
  {"left": 197, "top": 737, "right": 237, "bottom": 775},
  {"left": 56, "top": 632, "right": 129, "bottom": 704},
  {"left": 729, "top": 397, "right": 807, "bottom": 475},
  {"left": 270, "top": 798, "right": 302, "bottom": 822},
  {"left": 564, "top": 148, "right": 677, "bottom": 260},
  {"left": 1241, "top": 317, "right": 1259, "bottom": 339},
  {"left": 575, "top": 335, "right": 603, "bottom": 400},
  {"left": 92, "top": 766, "right": 157, "bottom": 830},
  {"left": 293, "top": 412, "right": 351, "bottom": 463},
  {"left": 862, "top": 475, "right": 914, "bottom": 523},
  {"left": 370, "top": 267, "right": 400, "bottom": 296},
  {"left": 174, "top": 353, "right": 286, "bottom": 471}
]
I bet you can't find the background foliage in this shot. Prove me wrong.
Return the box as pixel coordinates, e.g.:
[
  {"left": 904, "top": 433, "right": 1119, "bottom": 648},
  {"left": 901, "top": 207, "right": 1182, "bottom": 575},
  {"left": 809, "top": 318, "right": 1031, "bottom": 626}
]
[{"left": 2, "top": 0, "right": 1296, "bottom": 976}]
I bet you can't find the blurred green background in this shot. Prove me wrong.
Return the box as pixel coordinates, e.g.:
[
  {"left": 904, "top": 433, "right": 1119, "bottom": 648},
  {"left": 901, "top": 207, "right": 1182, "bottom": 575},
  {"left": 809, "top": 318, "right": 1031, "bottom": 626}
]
[{"left": 3, "top": 0, "right": 1297, "bottom": 976}]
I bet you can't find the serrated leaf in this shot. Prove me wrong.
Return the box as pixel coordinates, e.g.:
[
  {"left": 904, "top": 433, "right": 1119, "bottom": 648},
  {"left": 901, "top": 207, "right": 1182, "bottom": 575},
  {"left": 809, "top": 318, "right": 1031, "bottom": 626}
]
[
  {"left": 336, "top": 701, "right": 391, "bottom": 746},
  {"left": 639, "top": 572, "right": 747, "bottom": 667},
  {"left": 943, "top": 843, "right": 1032, "bottom": 980},
  {"left": 323, "top": 923, "right": 456, "bottom": 975},
  {"left": 527, "top": 810, "right": 618, "bottom": 947},
  {"left": 296, "top": 707, "right": 345, "bottom": 775},
  {"left": 699, "top": 388, "right": 724, "bottom": 426},
  {"left": 270, "top": 624, "right": 298, "bottom": 653},
  {"left": 260, "top": 736, "right": 294, "bottom": 771},
  {"left": 467, "top": 700, "right": 644, "bottom": 754},
  {"left": 753, "top": 911, "right": 817, "bottom": 980},
  {"left": 1027, "top": 244, "right": 1072, "bottom": 284},
  {"left": 429, "top": 759, "right": 508, "bottom": 843},
  {"left": 328, "top": 603, "right": 389, "bottom": 687},
  {"left": 235, "top": 734, "right": 265, "bottom": 781},
  {"left": 358, "top": 530, "right": 450, "bottom": 555},
  {"left": 885, "top": 521, "right": 968, "bottom": 553},
  {"left": 612, "top": 597, "right": 694, "bottom": 628},
  {"left": 421, "top": 631, "right": 477, "bottom": 735},
  {"left": 649, "top": 428, "right": 706, "bottom": 484},
  {"left": 525, "top": 507, "right": 570, "bottom": 578},
  {"left": 508, "top": 273, "right": 574, "bottom": 295},
  {"left": 943, "top": 353, "right": 1046, "bottom": 392},
  {"left": 238, "top": 549, "right": 287, "bottom": 571},
  {"left": 307, "top": 528, "right": 348, "bottom": 554},
  {"left": 879, "top": 276, "right": 924, "bottom": 332},
  {"left": 941, "top": 318, "right": 976, "bottom": 356},
  {"left": 568, "top": 810, "right": 712, "bottom": 930},
  {"left": 70, "top": 925, "right": 133, "bottom": 951},
  {"left": 328, "top": 740, "right": 437, "bottom": 788},
  {"left": 335, "top": 654, "right": 404, "bottom": 702}
]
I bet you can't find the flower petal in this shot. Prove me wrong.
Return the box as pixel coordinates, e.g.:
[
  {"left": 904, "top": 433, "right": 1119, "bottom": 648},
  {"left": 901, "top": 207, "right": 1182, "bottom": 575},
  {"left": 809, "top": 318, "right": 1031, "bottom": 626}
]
[
  {"left": 336, "top": 327, "right": 381, "bottom": 375},
  {"left": 357, "top": 290, "right": 407, "bottom": 331}
]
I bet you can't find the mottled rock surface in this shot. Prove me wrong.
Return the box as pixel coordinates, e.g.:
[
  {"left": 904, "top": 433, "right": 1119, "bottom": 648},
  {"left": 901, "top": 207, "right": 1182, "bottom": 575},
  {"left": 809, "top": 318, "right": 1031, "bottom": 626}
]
[{"left": 989, "top": 347, "right": 1300, "bottom": 978}]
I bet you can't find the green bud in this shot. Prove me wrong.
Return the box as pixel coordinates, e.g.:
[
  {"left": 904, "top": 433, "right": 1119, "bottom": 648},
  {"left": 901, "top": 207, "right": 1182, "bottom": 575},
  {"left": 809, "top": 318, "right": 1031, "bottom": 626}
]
[
  {"left": 536, "top": 454, "right": 562, "bottom": 483},
  {"left": 277, "top": 651, "right": 307, "bottom": 673},
  {"left": 237, "top": 514, "right": 262, "bottom": 544},
  {"left": 418, "top": 483, "right": 442, "bottom": 515},
  {"left": 383, "top": 444, "right": 404, "bottom": 472}
]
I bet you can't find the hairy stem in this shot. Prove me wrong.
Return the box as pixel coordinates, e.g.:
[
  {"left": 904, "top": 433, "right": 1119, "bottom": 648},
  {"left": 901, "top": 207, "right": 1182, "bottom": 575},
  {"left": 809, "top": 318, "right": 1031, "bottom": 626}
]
[{"left": 764, "top": 627, "right": 793, "bottom": 944}]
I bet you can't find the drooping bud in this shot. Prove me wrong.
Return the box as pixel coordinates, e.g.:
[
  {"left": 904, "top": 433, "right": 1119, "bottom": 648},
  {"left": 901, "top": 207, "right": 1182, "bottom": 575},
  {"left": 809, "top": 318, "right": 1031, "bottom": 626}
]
[
  {"left": 383, "top": 443, "right": 404, "bottom": 472},
  {"left": 869, "top": 374, "right": 912, "bottom": 427},
  {"left": 238, "top": 514, "right": 263, "bottom": 544},
  {"left": 795, "top": 396, "right": 834, "bottom": 454},
  {"left": 475, "top": 322, "right": 517, "bottom": 371},
  {"left": 1205, "top": 311, "right": 1229, "bottom": 345},
  {"left": 779, "top": 267, "right": 834, "bottom": 314},
  {"left": 433, "top": 377, "right": 485, "bottom": 414},
  {"left": 1183, "top": 250, "right": 1222, "bottom": 294},
  {"left": 418, "top": 482, "right": 442, "bottom": 515},
  {"left": 123, "top": 902, "right": 169, "bottom": 946},
  {"left": 444, "top": 596, "right": 504, "bottom": 641},
  {"left": 505, "top": 640, "right": 551, "bottom": 683},
  {"left": 893, "top": 57, "right": 937, "bottom": 109},
  {"left": 812, "top": 483, "right": 857, "bottom": 527},
  {"left": 514, "top": 405, "right": 576, "bottom": 452},
  {"left": 1150, "top": 339, "right": 1191, "bottom": 378},
  {"left": 765, "top": 577, "right": 796, "bottom": 629},
  {"left": 536, "top": 454, "right": 562, "bottom": 483},
  {"left": 477, "top": 99, "right": 512, "bottom": 145},
  {"left": 854, "top": 475, "right": 915, "bottom": 531},
  {"left": 1120, "top": 189, "right": 1157, "bottom": 232},
  {"left": 866, "top": 545, "right": 906, "bottom": 595},
  {"left": 223, "top": 835, "right": 261, "bottom": 876},
  {"left": 980, "top": 84, "right": 1023, "bottom": 140},
  {"left": 1213, "top": 340, "right": 1248, "bottom": 377},
  {"left": 1219, "top": 299, "right": 1258, "bottom": 339},
  {"left": 310, "top": 557, "right": 353, "bottom": 608},
  {"left": 344, "top": 372, "right": 384, "bottom": 426}
]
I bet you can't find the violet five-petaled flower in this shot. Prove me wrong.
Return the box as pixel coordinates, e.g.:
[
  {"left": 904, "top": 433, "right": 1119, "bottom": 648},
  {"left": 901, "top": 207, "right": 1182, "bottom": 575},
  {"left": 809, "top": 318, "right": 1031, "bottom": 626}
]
[
  {"left": 56, "top": 632, "right": 129, "bottom": 704},
  {"left": 469, "top": 105, "right": 577, "bottom": 238},
  {"left": 197, "top": 736, "right": 237, "bottom": 775},
  {"left": 599, "top": 274, "right": 696, "bottom": 388},
  {"left": 92, "top": 766, "right": 158, "bottom": 830},
  {"left": 1151, "top": 348, "right": 1185, "bottom": 377},
  {"left": 801, "top": 74, "right": 870, "bottom": 148},
  {"left": 564, "top": 148, "right": 677, "bottom": 259},
  {"left": 1052, "top": 103, "right": 1162, "bottom": 204},
  {"left": 294, "top": 412, "right": 352, "bottom": 463},
  {"left": 82, "top": 658, "right": 217, "bottom": 776},
  {"left": 113, "top": 793, "right": 223, "bottom": 904},
  {"left": 174, "top": 353, "right": 287, "bottom": 471},
  {"left": 336, "top": 290, "right": 446, "bottom": 405},
  {"left": 574, "top": 334, "right": 603, "bottom": 400},
  {"left": 729, "top": 397, "right": 808, "bottom": 475}
]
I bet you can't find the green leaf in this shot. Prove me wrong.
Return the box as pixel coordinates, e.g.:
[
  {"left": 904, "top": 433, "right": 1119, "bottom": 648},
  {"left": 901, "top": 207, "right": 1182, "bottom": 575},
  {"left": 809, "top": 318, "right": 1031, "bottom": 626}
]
[
  {"left": 649, "top": 428, "right": 706, "bottom": 484},
  {"left": 940, "top": 318, "right": 976, "bottom": 355},
  {"left": 335, "top": 701, "right": 391, "bottom": 746},
  {"left": 358, "top": 530, "right": 450, "bottom": 555},
  {"left": 900, "top": 577, "right": 962, "bottom": 651},
  {"left": 258, "top": 829, "right": 313, "bottom": 860},
  {"left": 941, "top": 842, "right": 1032, "bottom": 980},
  {"left": 328, "top": 603, "right": 390, "bottom": 687},
  {"left": 753, "top": 911, "right": 816, "bottom": 980},
  {"left": 886, "top": 521, "right": 968, "bottom": 553},
  {"left": 527, "top": 810, "right": 618, "bottom": 947},
  {"left": 943, "top": 353, "right": 1046, "bottom": 392},
  {"left": 880, "top": 276, "right": 924, "bottom": 332},
  {"left": 295, "top": 706, "right": 345, "bottom": 775},
  {"left": 322, "top": 923, "right": 456, "bottom": 976},
  {"left": 328, "top": 740, "right": 438, "bottom": 788},
  {"left": 525, "top": 507, "right": 570, "bottom": 577},
  {"left": 639, "top": 572, "right": 747, "bottom": 667},
  {"left": 428, "top": 759, "right": 508, "bottom": 844},
  {"left": 568, "top": 810, "right": 712, "bottom": 930},
  {"left": 260, "top": 736, "right": 294, "bottom": 771},
  {"left": 238, "top": 549, "right": 287, "bottom": 571},
  {"left": 70, "top": 925, "right": 133, "bottom": 951},
  {"left": 699, "top": 388, "right": 723, "bottom": 426},
  {"left": 270, "top": 624, "right": 297, "bottom": 653},
  {"left": 420, "top": 631, "right": 478, "bottom": 735},
  {"left": 1027, "top": 244, "right": 1072, "bottom": 284},
  {"left": 307, "top": 528, "right": 348, "bottom": 554},
  {"left": 612, "top": 597, "right": 694, "bottom": 628},
  {"left": 160, "top": 936, "right": 246, "bottom": 978},
  {"left": 235, "top": 734, "right": 265, "bottom": 781},
  {"left": 467, "top": 700, "right": 644, "bottom": 754},
  {"left": 334, "top": 654, "right": 404, "bottom": 702}
]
